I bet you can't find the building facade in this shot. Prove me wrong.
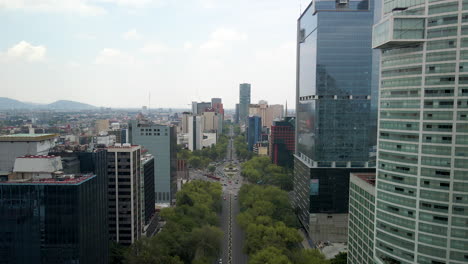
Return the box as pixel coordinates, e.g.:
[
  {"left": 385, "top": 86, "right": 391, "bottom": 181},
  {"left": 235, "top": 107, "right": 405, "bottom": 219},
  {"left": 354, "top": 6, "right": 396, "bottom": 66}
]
[
  {"left": 239, "top": 83, "right": 251, "bottom": 124},
  {"left": 373, "top": 1, "right": 468, "bottom": 263},
  {"left": 270, "top": 117, "right": 296, "bottom": 168},
  {"left": 247, "top": 116, "right": 262, "bottom": 151},
  {"left": 294, "top": 0, "right": 378, "bottom": 242},
  {"left": 348, "top": 173, "right": 376, "bottom": 264},
  {"left": 188, "top": 115, "right": 204, "bottom": 151},
  {"left": 107, "top": 145, "right": 141, "bottom": 245},
  {"left": 141, "top": 154, "right": 157, "bottom": 237},
  {"left": 128, "top": 120, "right": 177, "bottom": 203},
  {"left": 0, "top": 151, "right": 108, "bottom": 264}
]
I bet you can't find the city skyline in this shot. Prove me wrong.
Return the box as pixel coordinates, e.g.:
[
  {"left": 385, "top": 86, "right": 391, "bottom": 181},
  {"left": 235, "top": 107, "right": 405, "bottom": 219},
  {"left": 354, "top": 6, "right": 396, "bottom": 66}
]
[{"left": 0, "top": 0, "right": 310, "bottom": 109}]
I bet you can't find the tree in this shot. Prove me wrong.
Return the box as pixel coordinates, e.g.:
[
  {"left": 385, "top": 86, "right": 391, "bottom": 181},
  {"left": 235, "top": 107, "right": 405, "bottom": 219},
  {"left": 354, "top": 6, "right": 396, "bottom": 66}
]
[
  {"left": 249, "top": 246, "right": 292, "bottom": 264},
  {"left": 208, "top": 165, "right": 216, "bottom": 173},
  {"left": 330, "top": 252, "right": 347, "bottom": 264},
  {"left": 109, "top": 241, "right": 128, "bottom": 264},
  {"left": 292, "top": 249, "right": 329, "bottom": 264}
]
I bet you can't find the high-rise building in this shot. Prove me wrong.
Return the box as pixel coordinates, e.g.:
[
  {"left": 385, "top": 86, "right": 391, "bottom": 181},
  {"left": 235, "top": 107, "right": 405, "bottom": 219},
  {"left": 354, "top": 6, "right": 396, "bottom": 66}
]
[
  {"left": 0, "top": 151, "right": 109, "bottom": 264},
  {"left": 211, "top": 98, "right": 222, "bottom": 106},
  {"left": 270, "top": 117, "right": 295, "bottom": 168},
  {"left": 141, "top": 154, "right": 157, "bottom": 237},
  {"left": 294, "top": 0, "right": 378, "bottom": 242},
  {"left": 128, "top": 120, "right": 177, "bottom": 203},
  {"left": 107, "top": 144, "right": 141, "bottom": 245},
  {"left": 372, "top": 1, "right": 468, "bottom": 263},
  {"left": 188, "top": 115, "right": 204, "bottom": 151},
  {"left": 249, "top": 101, "right": 284, "bottom": 128},
  {"left": 247, "top": 116, "right": 262, "bottom": 151},
  {"left": 239, "top": 83, "right": 251, "bottom": 123},
  {"left": 348, "top": 173, "right": 376, "bottom": 264},
  {"left": 202, "top": 109, "right": 219, "bottom": 132},
  {"left": 181, "top": 112, "right": 191, "bottom": 134},
  {"left": 235, "top": 104, "right": 240, "bottom": 124}
]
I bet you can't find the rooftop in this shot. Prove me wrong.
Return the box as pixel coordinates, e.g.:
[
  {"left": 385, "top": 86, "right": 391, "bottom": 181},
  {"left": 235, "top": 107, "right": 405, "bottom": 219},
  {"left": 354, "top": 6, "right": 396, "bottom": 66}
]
[
  {"left": 1, "top": 174, "right": 95, "bottom": 185},
  {"left": 17, "top": 155, "right": 58, "bottom": 159},
  {"left": 0, "top": 133, "right": 58, "bottom": 142},
  {"left": 354, "top": 173, "right": 376, "bottom": 186}
]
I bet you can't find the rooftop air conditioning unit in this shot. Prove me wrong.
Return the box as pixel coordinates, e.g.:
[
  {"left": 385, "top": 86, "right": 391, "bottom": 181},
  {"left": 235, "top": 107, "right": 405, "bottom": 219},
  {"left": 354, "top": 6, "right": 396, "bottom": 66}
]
[{"left": 338, "top": 0, "right": 348, "bottom": 4}]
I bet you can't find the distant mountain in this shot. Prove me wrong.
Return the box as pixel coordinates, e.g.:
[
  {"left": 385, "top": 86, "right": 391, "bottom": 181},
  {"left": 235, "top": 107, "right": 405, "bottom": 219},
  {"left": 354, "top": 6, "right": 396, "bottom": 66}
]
[
  {"left": 0, "top": 97, "right": 34, "bottom": 109},
  {"left": 0, "top": 97, "right": 97, "bottom": 110},
  {"left": 47, "top": 100, "right": 96, "bottom": 110}
]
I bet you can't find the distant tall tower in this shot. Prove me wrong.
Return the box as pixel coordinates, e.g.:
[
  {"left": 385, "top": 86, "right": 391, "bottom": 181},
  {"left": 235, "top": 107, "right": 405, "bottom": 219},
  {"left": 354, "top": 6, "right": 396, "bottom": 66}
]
[
  {"left": 285, "top": 100, "right": 288, "bottom": 117},
  {"left": 239, "top": 83, "right": 251, "bottom": 124}
]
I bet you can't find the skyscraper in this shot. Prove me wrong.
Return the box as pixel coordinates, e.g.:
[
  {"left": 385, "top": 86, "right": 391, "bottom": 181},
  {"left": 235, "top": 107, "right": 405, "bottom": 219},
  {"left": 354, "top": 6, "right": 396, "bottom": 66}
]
[
  {"left": 373, "top": 1, "right": 468, "bottom": 263},
  {"left": 270, "top": 117, "right": 295, "bottom": 168},
  {"left": 247, "top": 116, "right": 262, "bottom": 151},
  {"left": 107, "top": 145, "right": 141, "bottom": 245},
  {"left": 239, "top": 83, "right": 251, "bottom": 123},
  {"left": 128, "top": 120, "right": 177, "bottom": 203},
  {"left": 294, "top": 0, "right": 377, "bottom": 242}
]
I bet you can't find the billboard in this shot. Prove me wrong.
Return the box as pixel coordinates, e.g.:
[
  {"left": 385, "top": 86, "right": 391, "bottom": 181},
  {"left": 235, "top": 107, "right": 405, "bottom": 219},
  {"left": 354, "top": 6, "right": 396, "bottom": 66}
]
[{"left": 310, "top": 179, "right": 319, "bottom": 196}]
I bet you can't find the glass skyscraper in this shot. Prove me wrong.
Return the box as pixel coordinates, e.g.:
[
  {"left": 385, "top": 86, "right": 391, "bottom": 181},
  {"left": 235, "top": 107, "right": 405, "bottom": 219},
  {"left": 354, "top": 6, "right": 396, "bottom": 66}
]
[
  {"left": 373, "top": 1, "right": 468, "bottom": 263},
  {"left": 239, "top": 83, "right": 251, "bottom": 124},
  {"left": 294, "top": 0, "right": 378, "bottom": 242}
]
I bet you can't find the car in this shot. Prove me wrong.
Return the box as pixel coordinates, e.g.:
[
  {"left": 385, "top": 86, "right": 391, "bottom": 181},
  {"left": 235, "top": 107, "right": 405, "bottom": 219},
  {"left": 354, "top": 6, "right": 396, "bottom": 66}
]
[
  {"left": 219, "top": 258, "right": 222, "bottom": 264},
  {"left": 223, "top": 196, "right": 226, "bottom": 200}
]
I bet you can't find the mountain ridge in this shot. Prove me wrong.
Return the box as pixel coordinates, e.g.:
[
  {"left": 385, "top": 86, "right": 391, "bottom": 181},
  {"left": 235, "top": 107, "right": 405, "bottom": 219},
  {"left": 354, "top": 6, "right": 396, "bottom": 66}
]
[{"left": 0, "top": 97, "right": 97, "bottom": 110}]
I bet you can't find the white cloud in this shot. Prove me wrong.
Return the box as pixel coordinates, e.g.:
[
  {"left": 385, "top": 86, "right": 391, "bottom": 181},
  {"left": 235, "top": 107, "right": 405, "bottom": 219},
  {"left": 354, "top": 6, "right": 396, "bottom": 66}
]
[
  {"left": 6, "top": 41, "right": 46, "bottom": 62},
  {"left": 200, "top": 28, "right": 247, "bottom": 51},
  {"left": 140, "top": 43, "right": 169, "bottom": 54},
  {"left": 94, "top": 48, "right": 135, "bottom": 65},
  {"left": 122, "top": 29, "right": 141, "bottom": 40},
  {"left": 0, "top": 0, "right": 106, "bottom": 15},
  {"left": 0, "top": 0, "right": 167, "bottom": 15}
]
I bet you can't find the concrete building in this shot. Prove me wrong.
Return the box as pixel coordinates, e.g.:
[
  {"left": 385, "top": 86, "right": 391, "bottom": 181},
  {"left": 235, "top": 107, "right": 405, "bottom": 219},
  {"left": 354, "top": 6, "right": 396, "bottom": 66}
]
[
  {"left": 202, "top": 110, "right": 219, "bottom": 132},
  {"left": 0, "top": 151, "right": 109, "bottom": 264},
  {"left": 181, "top": 112, "right": 191, "bottom": 134},
  {"left": 348, "top": 173, "right": 375, "bottom": 264},
  {"left": 294, "top": 0, "right": 378, "bottom": 243},
  {"left": 249, "top": 101, "right": 284, "bottom": 128},
  {"left": 128, "top": 120, "right": 177, "bottom": 204},
  {"left": 372, "top": 1, "right": 468, "bottom": 263},
  {"left": 239, "top": 83, "right": 251, "bottom": 124},
  {"left": 0, "top": 134, "right": 57, "bottom": 173},
  {"left": 107, "top": 144, "right": 141, "bottom": 245},
  {"left": 188, "top": 115, "right": 204, "bottom": 151},
  {"left": 95, "top": 119, "right": 109, "bottom": 134}
]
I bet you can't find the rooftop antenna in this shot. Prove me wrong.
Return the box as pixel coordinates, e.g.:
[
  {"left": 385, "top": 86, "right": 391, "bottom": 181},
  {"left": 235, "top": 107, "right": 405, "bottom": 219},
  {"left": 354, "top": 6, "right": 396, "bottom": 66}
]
[
  {"left": 299, "top": 0, "right": 302, "bottom": 15},
  {"left": 148, "top": 91, "right": 151, "bottom": 115}
]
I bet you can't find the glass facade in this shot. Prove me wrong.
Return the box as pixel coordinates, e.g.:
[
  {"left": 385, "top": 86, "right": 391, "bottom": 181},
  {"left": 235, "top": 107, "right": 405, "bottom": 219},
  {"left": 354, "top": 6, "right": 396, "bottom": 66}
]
[
  {"left": 374, "top": 1, "right": 468, "bottom": 263},
  {"left": 239, "top": 83, "right": 251, "bottom": 124},
  {"left": 247, "top": 116, "right": 261, "bottom": 151},
  {"left": 0, "top": 175, "right": 108, "bottom": 264},
  {"left": 294, "top": 0, "right": 378, "bottom": 240}
]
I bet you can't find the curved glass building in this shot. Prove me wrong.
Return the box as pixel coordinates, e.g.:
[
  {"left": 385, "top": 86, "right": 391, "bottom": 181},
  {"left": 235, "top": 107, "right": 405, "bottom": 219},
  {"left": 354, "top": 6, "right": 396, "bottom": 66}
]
[{"left": 373, "top": 1, "right": 468, "bottom": 263}]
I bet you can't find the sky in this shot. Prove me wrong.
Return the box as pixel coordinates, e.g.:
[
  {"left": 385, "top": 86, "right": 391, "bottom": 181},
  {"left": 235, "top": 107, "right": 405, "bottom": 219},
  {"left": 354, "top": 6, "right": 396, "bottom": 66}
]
[{"left": 0, "top": 0, "right": 309, "bottom": 109}]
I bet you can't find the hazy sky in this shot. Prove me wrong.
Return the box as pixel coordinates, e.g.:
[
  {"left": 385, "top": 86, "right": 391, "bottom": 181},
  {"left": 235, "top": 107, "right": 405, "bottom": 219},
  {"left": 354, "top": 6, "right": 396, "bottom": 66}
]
[{"left": 0, "top": 0, "right": 309, "bottom": 109}]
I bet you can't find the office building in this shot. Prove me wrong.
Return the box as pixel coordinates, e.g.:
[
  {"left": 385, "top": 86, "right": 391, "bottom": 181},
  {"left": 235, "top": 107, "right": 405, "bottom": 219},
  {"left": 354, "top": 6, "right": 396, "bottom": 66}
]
[
  {"left": 247, "top": 116, "right": 262, "bottom": 151},
  {"left": 107, "top": 144, "right": 141, "bottom": 245},
  {"left": 188, "top": 115, "right": 204, "bottom": 151},
  {"left": 294, "top": 0, "right": 377, "bottom": 242},
  {"left": 128, "top": 120, "right": 177, "bottom": 203},
  {"left": 239, "top": 83, "right": 251, "bottom": 123},
  {"left": 372, "top": 1, "right": 468, "bottom": 263},
  {"left": 0, "top": 134, "right": 57, "bottom": 173},
  {"left": 95, "top": 119, "right": 109, "bottom": 134},
  {"left": 202, "top": 109, "right": 219, "bottom": 132},
  {"left": 195, "top": 102, "right": 212, "bottom": 115},
  {"left": 249, "top": 101, "right": 284, "bottom": 128},
  {"left": 181, "top": 112, "right": 191, "bottom": 134},
  {"left": 141, "top": 154, "right": 157, "bottom": 237},
  {"left": 270, "top": 117, "right": 295, "bottom": 168},
  {"left": 211, "top": 97, "right": 222, "bottom": 106},
  {"left": 235, "top": 104, "right": 240, "bottom": 124},
  {"left": 348, "top": 173, "right": 375, "bottom": 264},
  {"left": 0, "top": 151, "right": 108, "bottom": 264}
]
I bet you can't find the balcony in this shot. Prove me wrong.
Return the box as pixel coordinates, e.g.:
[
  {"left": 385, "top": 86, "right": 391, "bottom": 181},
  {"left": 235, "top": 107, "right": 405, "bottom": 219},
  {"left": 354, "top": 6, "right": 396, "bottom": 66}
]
[{"left": 373, "top": 16, "right": 426, "bottom": 49}]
